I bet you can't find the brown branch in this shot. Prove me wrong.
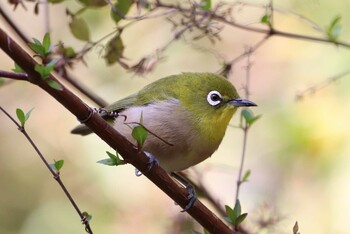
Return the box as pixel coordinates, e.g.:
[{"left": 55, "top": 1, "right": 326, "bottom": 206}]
[
  {"left": 0, "top": 28, "right": 234, "bottom": 234},
  {"left": 0, "top": 70, "right": 28, "bottom": 80}
]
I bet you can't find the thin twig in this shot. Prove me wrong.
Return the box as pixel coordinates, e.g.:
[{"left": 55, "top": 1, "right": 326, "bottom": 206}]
[
  {"left": 0, "top": 106, "right": 93, "bottom": 234},
  {"left": 157, "top": 1, "right": 350, "bottom": 48},
  {"left": 235, "top": 126, "right": 248, "bottom": 202},
  {"left": 0, "top": 6, "right": 108, "bottom": 107},
  {"left": 0, "top": 70, "right": 28, "bottom": 80},
  {"left": 124, "top": 121, "right": 174, "bottom": 146},
  {"left": 0, "top": 6, "right": 31, "bottom": 42},
  {"left": 235, "top": 49, "right": 253, "bottom": 202},
  {"left": 295, "top": 70, "right": 350, "bottom": 100}
]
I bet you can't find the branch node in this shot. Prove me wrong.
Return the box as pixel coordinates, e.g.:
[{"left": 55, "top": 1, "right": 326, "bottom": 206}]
[{"left": 78, "top": 107, "right": 95, "bottom": 124}]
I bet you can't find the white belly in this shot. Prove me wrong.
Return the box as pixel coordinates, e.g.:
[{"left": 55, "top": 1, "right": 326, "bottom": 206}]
[{"left": 113, "top": 100, "right": 215, "bottom": 172}]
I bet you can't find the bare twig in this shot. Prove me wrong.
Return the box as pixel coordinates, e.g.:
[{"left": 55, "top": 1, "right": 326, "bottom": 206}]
[
  {"left": 0, "top": 70, "right": 28, "bottom": 80},
  {"left": 235, "top": 125, "right": 249, "bottom": 202},
  {"left": 157, "top": 1, "right": 350, "bottom": 48},
  {"left": 235, "top": 53, "right": 252, "bottom": 201},
  {"left": 295, "top": 70, "right": 350, "bottom": 100},
  {"left": 0, "top": 106, "right": 93, "bottom": 234},
  {"left": 0, "top": 7, "right": 108, "bottom": 107}
]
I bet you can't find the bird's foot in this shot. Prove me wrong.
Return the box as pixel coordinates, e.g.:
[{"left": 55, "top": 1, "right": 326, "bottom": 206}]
[
  {"left": 171, "top": 172, "right": 197, "bottom": 211},
  {"left": 135, "top": 152, "right": 159, "bottom": 177}
]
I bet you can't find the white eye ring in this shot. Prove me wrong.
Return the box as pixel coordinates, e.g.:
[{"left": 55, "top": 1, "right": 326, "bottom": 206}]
[{"left": 207, "top": 90, "right": 222, "bottom": 106}]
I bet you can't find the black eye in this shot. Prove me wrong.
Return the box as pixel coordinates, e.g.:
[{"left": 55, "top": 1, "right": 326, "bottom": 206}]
[{"left": 207, "top": 91, "right": 222, "bottom": 106}]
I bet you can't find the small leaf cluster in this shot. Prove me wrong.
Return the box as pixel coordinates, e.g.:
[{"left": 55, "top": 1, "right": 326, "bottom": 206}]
[
  {"left": 97, "top": 151, "right": 126, "bottom": 167},
  {"left": 225, "top": 200, "right": 248, "bottom": 231},
  {"left": 28, "top": 33, "right": 63, "bottom": 91},
  {"left": 131, "top": 113, "right": 149, "bottom": 150},
  {"left": 240, "top": 108, "right": 261, "bottom": 128},
  {"left": 16, "top": 108, "right": 34, "bottom": 127},
  {"left": 260, "top": 14, "right": 271, "bottom": 27},
  {"left": 28, "top": 33, "right": 52, "bottom": 58},
  {"left": 50, "top": 159, "right": 65, "bottom": 172}
]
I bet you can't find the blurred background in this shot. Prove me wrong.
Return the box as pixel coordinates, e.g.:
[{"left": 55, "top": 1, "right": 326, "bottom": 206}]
[{"left": 1, "top": 0, "right": 350, "bottom": 233}]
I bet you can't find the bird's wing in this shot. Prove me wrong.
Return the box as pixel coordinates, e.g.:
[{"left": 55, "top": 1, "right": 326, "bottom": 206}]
[
  {"left": 104, "top": 93, "right": 138, "bottom": 113},
  {"left": 105, "top": 80, "right": 176, "bottom": 113}
]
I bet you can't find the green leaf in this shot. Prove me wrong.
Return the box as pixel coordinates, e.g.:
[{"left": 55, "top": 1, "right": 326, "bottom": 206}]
[
  {"left": 326, "top": 15, "right": 342, "bottom": 42},
  {"left": 64, "top": 47, "right": 76, "bottom": 58},
  {"left": 29, "top": 34, "right": 52, "bottom": 56},
  {"left": 28, "top": 42, "right": 45, "bottom": 56},
  {"left": 200, "top": 0, "right": 211, "bottom": 11},
  {"left": 233, "top": 199, "right": 242, "bottom": 219},
  {"left": 235, "top": 213, "right": 248, "bottom": 225},
  {"left": 35, "top": 65, "right": 51, "bottom": 79},
  {"left": 0, "top": 78, "right": 4, "bottom": 86},
  {"left": 43, "top": 32, "right": 51, "bottom": 54},
  {"left": 97, "top": 158, "right": 117, "bottom": 166},
  {"left": 225, "top": 205, "right": 236, "bottom": 223},
  {"left": 69, "top": 17, "right": 90, "bottom": 41},
  {"left": 104, "top": 35, "right": 125, "bottom": 65},
  {"left": 97, "top": 151, "right": 125, "bottom": 166},
  {"left": 12, "top": 63, "right": 24, "bottom": 72},
  {"left": 82, "top": 211, "right": 92, "bottom": 221},
  {"left": 226, "top": 201, "right": 248, "bottom": 226},
  {"left": 111, "top": 0, "right": 133, "bottom": 23},
  {"left": 242, "top": 169, "right": 251, "bottom": 182},
  {"left": 54, "top": 159, "right": 64, "bottom": 171},
  {"left": 33, "top": 38, "right": 42, "bottom": 46},
  {"left": 132, "top": 125, "right": 148, "bottom": 148},
  {"left": 24, "top": 108, "right": 34, "bottom": 122},
  {"left": 241, "top": 108, "right": 261, "bottom": 126},
  {"left": 260, "top": 14, "right": 270, "bottom": 25},
  {"left": 16, "top": 108, "right": 26, "bottom": 126},
  {"left": 16, "top": 108, "right": 34, "bottom": 127},
  {"left": 34, "top": 60, "right": 57, "bottom": 79},
  {"left": 47, "top": 80, "right": 63, "bottom": 90},
  {"left": 34, "top": 65, "right": 46, "bottom": 78}
]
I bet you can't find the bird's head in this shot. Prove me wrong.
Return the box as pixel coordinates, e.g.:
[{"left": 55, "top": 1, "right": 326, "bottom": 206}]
[{"left": 172, "top": 73, "right": 256, "bottom": 128}]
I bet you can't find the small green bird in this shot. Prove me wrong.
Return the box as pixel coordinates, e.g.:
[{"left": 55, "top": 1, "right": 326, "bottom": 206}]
[{"left": 72, "top": 72, "right": 256, "bottom": 172}]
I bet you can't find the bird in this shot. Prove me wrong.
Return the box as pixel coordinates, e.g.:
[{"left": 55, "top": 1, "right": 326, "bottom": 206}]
[{"left": 71, "top": 72, "right": 256, "bottom": 209}]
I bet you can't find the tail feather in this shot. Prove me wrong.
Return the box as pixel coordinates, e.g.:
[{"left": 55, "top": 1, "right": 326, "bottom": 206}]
[{"left": 71, "top": 124, "right": 92, "bottom": 136}]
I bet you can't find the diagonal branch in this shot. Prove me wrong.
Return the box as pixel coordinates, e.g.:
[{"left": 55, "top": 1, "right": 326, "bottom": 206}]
[{"left": 0, "top": 28, "right": 234, "bottom": 234}]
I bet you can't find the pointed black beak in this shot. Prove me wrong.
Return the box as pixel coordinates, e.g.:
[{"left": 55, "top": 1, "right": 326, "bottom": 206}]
[{"left": 229, "top": 98, "right": 257, "bottom": 107}]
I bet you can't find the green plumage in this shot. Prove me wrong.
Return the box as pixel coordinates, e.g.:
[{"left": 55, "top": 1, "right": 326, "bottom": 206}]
[{"left": 72, "top": 72, "right": 256, "bottom": 172}]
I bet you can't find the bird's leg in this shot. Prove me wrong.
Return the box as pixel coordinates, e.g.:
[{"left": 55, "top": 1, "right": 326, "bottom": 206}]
[
  {"left": 170, "top": 172, "right": 197, "bottom": 211},
  {"left": 135, "top": 151, "right": 159, "bottom": 177}
]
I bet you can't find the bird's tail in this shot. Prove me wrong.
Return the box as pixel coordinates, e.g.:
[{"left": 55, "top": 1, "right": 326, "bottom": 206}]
[{"left": 71, "top": 124, "right": 92, "bottom": 136}]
